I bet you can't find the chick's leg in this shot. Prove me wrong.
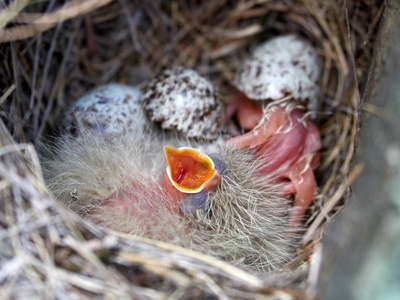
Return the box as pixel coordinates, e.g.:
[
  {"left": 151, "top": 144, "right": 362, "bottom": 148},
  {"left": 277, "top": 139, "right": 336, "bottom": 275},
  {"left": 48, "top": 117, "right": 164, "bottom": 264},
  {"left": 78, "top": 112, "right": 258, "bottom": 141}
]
[{"left": 286, "top": 156, "right": 318, "bottom": 227}]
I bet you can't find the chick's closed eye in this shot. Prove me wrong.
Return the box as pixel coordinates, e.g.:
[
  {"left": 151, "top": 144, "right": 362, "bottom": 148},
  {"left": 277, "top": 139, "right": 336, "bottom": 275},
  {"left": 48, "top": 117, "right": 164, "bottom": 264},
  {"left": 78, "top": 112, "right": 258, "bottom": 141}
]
[{"left": 180, "top": 192, "right": 209, "bottom": 216}]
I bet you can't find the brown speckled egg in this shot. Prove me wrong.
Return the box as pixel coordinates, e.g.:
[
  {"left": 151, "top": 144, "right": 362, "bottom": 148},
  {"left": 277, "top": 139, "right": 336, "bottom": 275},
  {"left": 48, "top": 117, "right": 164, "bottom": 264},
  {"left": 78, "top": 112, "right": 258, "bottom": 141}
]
[
  {"left": 141, "top": 67, "right": 224, "bottom": 140},
  {"left": 61, "top": 84, "right": 150, "bottom": 140},
  {"left": 233, "top": 34, "right": 320, "bottom": 111}
]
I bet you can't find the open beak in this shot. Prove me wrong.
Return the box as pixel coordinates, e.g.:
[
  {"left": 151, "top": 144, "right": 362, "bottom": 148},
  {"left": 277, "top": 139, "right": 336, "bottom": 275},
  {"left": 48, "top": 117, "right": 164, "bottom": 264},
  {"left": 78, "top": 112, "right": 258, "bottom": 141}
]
[{"left": 163, "top": 146, "right": 221, "bottom": 193}]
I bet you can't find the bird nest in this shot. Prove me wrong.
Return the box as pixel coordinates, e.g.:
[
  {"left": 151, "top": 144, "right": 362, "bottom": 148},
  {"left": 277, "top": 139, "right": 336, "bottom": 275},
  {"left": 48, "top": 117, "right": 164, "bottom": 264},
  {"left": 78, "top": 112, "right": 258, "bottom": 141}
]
[{"left": 0, "top": 0, "right": 384, "bottom": 299}]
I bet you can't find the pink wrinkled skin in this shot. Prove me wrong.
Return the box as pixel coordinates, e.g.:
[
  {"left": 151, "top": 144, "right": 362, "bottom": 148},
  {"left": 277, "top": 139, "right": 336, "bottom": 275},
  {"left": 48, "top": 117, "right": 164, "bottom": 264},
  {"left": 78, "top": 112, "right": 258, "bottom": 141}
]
[{"left": 227, "top": 104, "right": 321, "bottom": 227}]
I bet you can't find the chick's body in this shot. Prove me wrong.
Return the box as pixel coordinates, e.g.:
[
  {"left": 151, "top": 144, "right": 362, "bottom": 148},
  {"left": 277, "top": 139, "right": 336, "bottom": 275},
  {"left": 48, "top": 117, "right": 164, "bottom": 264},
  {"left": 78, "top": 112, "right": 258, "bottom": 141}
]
[{"left": 43, "top": 128, "right": 293, "bottom": 273}]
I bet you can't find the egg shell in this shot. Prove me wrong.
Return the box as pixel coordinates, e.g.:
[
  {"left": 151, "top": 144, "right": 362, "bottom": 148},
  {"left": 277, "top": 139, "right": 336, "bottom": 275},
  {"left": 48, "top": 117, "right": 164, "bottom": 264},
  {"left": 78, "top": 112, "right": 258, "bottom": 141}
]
[
  {"left": 61, "top": 83, "right": 150, "bottom": 140},
  {"left": 233, "top": 34, "right": 320, "bottom": 110},
  {"left": 141, "top": 67, "right": 224, "bottom": 140}
]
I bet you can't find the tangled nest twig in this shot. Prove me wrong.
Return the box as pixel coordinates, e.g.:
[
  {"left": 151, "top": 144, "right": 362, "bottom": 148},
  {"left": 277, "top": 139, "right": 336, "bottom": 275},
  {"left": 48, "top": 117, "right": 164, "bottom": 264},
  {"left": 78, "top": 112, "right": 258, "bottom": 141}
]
[{"left": 0, "top": 0, "right": 384, "bottom": 299}]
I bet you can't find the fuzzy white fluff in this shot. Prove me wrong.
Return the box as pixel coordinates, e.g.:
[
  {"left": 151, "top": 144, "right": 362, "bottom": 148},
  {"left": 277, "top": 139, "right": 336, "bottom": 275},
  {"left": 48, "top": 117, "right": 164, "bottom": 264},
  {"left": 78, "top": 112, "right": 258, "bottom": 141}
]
[{"left": 41, "top": 127, "right": 295, "bottom": 274}]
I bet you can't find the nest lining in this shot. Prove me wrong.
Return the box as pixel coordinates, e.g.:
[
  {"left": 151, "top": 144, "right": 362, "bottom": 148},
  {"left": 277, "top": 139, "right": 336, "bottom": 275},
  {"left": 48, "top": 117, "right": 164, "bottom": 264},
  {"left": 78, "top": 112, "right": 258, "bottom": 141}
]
[{"left": 0, "top": 0, "right": 384, "bottom": 299}]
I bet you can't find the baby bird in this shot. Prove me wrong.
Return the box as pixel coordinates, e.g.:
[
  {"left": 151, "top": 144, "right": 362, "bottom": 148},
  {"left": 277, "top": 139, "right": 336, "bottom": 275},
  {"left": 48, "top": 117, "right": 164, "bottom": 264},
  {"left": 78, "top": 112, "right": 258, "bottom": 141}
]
[{"left": 42, "top": 66, "right": 305, "bottom": 274}]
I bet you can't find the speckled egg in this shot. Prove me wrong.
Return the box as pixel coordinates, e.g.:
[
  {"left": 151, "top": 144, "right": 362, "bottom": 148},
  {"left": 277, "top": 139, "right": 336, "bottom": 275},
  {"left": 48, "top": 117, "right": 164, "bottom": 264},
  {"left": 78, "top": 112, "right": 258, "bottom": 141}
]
[
  {"left": 141, "top": 67, "right": 224, "bottom": 140},
  {"left": 233, "top": 34, "right": 320, "bottom": 111},
  {"left": 60, "top": 83, "right": 150, "bottom": 140}
]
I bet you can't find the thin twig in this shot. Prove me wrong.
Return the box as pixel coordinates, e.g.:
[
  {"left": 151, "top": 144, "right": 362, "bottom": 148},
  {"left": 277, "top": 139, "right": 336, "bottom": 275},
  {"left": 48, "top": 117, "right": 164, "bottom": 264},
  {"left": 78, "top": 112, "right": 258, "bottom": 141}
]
[{"left": 0, "top": 0, "right": 116, "bottom": 42}]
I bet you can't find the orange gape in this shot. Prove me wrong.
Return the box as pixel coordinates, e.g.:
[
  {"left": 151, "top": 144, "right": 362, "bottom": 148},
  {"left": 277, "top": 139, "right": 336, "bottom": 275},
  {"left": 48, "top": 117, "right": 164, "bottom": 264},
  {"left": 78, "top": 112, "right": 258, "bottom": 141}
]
[
  {"left": 161, "top": 147, "right": 221, "bottom": 210},
  {"left": 164, "top": 147, "right": 216, "bottom": 191}
]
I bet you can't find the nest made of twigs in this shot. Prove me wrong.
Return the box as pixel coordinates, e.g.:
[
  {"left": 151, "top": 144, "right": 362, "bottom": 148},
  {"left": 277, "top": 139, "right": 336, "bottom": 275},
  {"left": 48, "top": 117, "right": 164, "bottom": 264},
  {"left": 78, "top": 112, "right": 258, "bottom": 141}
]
[{"left": 0, "top": 1, "right": 384, "bottom": 299}]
